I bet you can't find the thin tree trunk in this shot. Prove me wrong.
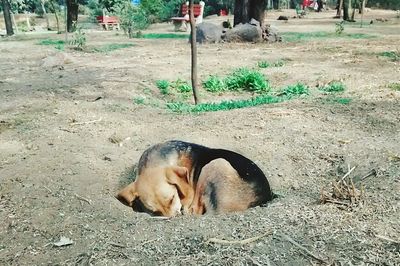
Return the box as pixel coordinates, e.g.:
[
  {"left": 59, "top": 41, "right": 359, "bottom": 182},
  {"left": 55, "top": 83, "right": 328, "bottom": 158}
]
[
  {"left": 189, "top": 0, "right": 199, "bottom": 104},
  {"left": 1, "top": 0, "right": 14, "bottom": 36},
  {"left": 337, "top": 0, "right": 343, "bottom": 18},
  {"left": 49, "top": 0, "right": 61, "bottom": 33},
  {"left": 10, "top": 11, "right": 18, "bottom": 33},
  {"left": 41, "top": 0, "right": 50, "bottom": 30}
]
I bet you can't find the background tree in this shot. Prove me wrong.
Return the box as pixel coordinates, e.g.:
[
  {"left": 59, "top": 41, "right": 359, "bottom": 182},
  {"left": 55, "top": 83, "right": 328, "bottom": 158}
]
[
  {"left": 66, "top": 0, "right": 79, "bottom": 32},
  {"left": 233, "top": 0, "right": 266, "bottom": 26},
  {"left": 1, "top": 0, "right": 14, "bottom": 35}
]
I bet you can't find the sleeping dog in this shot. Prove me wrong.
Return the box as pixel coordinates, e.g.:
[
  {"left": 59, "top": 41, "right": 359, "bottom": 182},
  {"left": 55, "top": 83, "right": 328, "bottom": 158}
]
[{"left": 116, "top": 140, "right": 273, "bottom": 217}]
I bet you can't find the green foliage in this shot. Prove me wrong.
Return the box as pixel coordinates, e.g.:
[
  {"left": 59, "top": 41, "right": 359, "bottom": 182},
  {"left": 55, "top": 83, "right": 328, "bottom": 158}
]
[
  {"left": 156, "top": 80, "right": 170, "bottom": 95},
  {"left": 273, "top": 59, "right": 286, "bottom": 67},
  {"left": 37, "top": 39, "right": 65, "bottom": 50},
  {"left": 335, "top": 21, "right": 345, "bottom": 35},
  {"left": 167, "top": 95, "right": 285, "bottom": 113},
  {"left": 138, "top": 33, "right": 189, "bottom": 39},
  {"left": 388, "top": 83, "right": 400, "bottom": 91},
  {"left": 257, "top": 61, "right": 270, "bottom": 68},
  {"left": 319, "top": 82, "right": 346, "bottom": 93},
  {"left": 91, "top": 43, "right": 134, "bottom": 52},
  {"left": 133, "top": 96, "right": 145, "bottom": 104},
  {"left": 224, "top": 68, "right": 270, "bottom": 93},
  {"left": 325, "top": 97, "right": 352, "bottom": 104},
  {"left": 280, "top": 83, "right": 309, "bottom": 96},
  {"left": 114, "top": 2, "right": 149, "bottom": 38},
  {"left": 171, "top": 79, "right": 192, "bottom": 94},
  {"left": 203, "top": 75, "right": 226, "bottom": 92},
  {"left": 282, "top": 31, "right": 374, "bottom": 42},
  {"left": 378, "top": 51, "right": 400, "bottom": 61},
  {"left": 69, "top": 27, "right": 87, "bottom": 50}
]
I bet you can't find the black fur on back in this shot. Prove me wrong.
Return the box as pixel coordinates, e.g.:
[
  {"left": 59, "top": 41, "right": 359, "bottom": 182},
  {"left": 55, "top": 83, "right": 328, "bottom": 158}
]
[{"left": 141, "top": 140, "right": 273, "bottom": 206}]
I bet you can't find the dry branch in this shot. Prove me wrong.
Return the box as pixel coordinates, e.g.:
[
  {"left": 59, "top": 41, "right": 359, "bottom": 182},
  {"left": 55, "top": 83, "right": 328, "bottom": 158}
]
[
  {"left": 206, "top": 229, "right": 272, "bottom": 245},
  {"left": 75, "top": 194, "right": 92, "bottom": 205},
  {"left": 70, "top": 118, "right": 102, "bottom": 126},
  {"left": 280, "top": 234, "right": 329, "bottom": 264},
  {"left": 376, "top": 235, "right": 400, "bottom": 244}
]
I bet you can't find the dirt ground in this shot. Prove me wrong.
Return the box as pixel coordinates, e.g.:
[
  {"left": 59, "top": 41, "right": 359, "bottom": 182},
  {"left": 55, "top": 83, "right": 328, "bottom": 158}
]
[{"left": 1, "top": 8, "right": 399, "bottom": 266}]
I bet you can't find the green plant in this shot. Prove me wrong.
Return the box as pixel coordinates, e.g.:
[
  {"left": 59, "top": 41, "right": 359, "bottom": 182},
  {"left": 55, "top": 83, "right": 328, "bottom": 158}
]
[
  {"left": 69, "top": 27, "right": 87, "bottom": 50},
  {"left": 378, "top": 51, "right": 400, "bottom": 62},
  {"left": 114, "top": 2, "right": 149, "bottom": 38},
  {"left": 133, "top": 96, "right": 145, "bottom": 104},
  {"left": 138, "top": 33, "right": 189, "bottom": 39},
  {"left": 319, "top": 82, "right": 346, "bottom": 93},
  {"left": 156, "top": 80, "right": 170, "bottom": 95},
  {"left": 38, "top": 38, "right": 65, "bottom": 50},
  {"left": 388, "top": 83, "right": 400, "bottom": 91},
  {"left": 335, "top": 21, "right": 345, "bottom": 35},
  {"left": 224, "top": 68, "right": 270, "bottom": 93},
  {"left": 326, "top": 97, "right": 352, "bottom": 104},
  {"left": 166, "top": 94, "right": 285, "bottom": 113},
  {"left": 257, "top": 61, "right": 270, "bottom": 68},
  {"left": 280, "top": 83, "right": 309, "bottom": 96},
  {"left": 282, "top": 31, "right": 374, "bottom": 42},
  {"left": 170, "top": 79, "right": 191, "bottom": 93},
  {"left": 91, "top": 43, "right": 134, "bottom": 52},
  {"left": 273, "top": 59, "right": 285, "bottom": 67},
  {"left": 203, "top": 75, "right": 226, "bottom": 92}
]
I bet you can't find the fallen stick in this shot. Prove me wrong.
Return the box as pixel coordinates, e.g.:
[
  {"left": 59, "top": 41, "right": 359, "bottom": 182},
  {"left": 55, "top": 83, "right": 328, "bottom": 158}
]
[
  {"left": 341, "top": 166, "right": 356, "bottom": 181},
  {"left": 376, "top": 234, "right": 400, "bottom": 244},
  {"left": 70, "top": 118, "right": 102, "bottom": 126},
  {"left": 280, "top": 233, "right": 328, "bottom": 264},
  {"left": 325, "top": 199, "right": 350, "bottom": 206},
  {"left": 360, "top": 169, "right": 377, "bottom": 181},
  {"left": 206, "top": 229, "right": 272, "bottom": 245},
  {"left": 75, "top": 194, "right": 92, "bottom": 205},
  {"left": 108, "top": 241, "right": 126, "bottom": 248}
]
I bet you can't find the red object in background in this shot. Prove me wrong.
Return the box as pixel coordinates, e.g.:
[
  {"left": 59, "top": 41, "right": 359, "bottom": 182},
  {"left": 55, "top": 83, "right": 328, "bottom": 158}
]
[
  {"left": 302, "top": 0, "right": 313, "bottom": 8},
  {"left": 219, "top": 9, "right": 228, "bottom": 16}
]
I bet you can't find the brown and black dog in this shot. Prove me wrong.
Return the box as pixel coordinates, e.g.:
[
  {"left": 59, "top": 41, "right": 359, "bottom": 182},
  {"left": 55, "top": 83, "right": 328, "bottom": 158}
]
[{"left": 116, "top": 140, "right": 273, "bottom": 217}]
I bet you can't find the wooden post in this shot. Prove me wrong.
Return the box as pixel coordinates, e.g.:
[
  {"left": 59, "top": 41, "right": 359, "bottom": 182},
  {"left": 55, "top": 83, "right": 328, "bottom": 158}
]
[{"left": 189, "top": 0, "right": 199, "bottom": 104}]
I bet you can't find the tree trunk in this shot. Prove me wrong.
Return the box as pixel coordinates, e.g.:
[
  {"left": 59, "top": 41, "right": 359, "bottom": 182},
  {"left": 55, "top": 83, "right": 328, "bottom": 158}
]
[
  {"left": 336, "top": 0, "right": 343, "bottom": 18},
  {"left": 41, "top": 0, "right": 51, "bottom": 30},
  {"left": 49, "top": 0, "right": 61, "bottom": 33},
  {"left": 343, "top": 0, "right": 349, "bottom": 20},
  {"left": 234, "top": 0, "right": 266, "bottom": 26},
  {"left": 1, "top": 0, "right": 14, "bottom": 36},
  {"left": 189, "top": 0, "right": 199, "bottom": 104},
  {"left": 66, "top": 0, "right": 79, "bottom": 32}
]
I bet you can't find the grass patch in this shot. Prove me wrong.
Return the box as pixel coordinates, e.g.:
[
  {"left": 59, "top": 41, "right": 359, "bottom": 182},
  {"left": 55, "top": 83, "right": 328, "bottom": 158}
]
[
  {"left": 378, "top": 51, "right": 400, "bottom": 62},
  {"left": 319, "top": 82, "right": 346, "bottom": 93},
  {"left": 156, "top": 80, "right": 170, "bottom": 95},
  {"left": 257, "top": 61, "right": 271, "bottom": 68},
  {"left": 388, "top": 83, "right": 400, "bottom": 91},
  {"left": 326, "top": 97, "right": 352, "bottom": 105},
  {"left": 139, "top": 33, "right": 189, "bottom": 39},
  {"left": 37, "top": 39, "right": 65, "bottom": 50},
  {"left": 257, "top": 59, "right": 286, "bottom": 68},
  {"left": 280, "top": 83, "right": 309, "bottom": 96},
  {"left": 282, "top": 31, "right": 374, "bottom": 42},
  {"left": 167, "top": 94, "right": 287, "bottom": 113},
  {"left": 203, "top": 68, "right": 270, "bottom": 93},
  {"left": 91, "top": 43, "right": 134, "bottom": 53}
]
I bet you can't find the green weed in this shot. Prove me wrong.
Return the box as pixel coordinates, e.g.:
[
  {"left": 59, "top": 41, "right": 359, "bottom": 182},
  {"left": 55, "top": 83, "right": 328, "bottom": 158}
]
[
  {"left": 37, "top": 39, "right": 65, "bottom": 50},
  {"left": 273, "top": 60, "right": 286, "bottom": 67},
  {"left": 69, "top": 27, "right": 86, "bottom": 50},
  {"left": 335, "top": 21, "right": 345, "bottom": 35},
  {"left": 203, "top": 75, "right": 226, "bottom": 92},
  {"left": 224, "top": 68, "right": 270, "bottom": 93},
  {"left": 257, "top": 61, "right": 270, "bottom": 68},
  {"left": 133, "top": 96, "right": 146, "bottom": 104},
  {"left": 139, "top": 33, "right": 189, "bottom": 39},
  {"left": 156, "top": 80, "right": 170, "bottom": 95},
  {"left": 167, "top": 94, "right": 286, "bottom": 113},
  {"left": 319, "top": 82, "right": 346, "bottom": 93},
  {"left": 91, "top": 43, "right": 134, "bottom": 52},
  {"left": 326, "top": 97, "right": 352, "bottom": 104},
  {"left": 388, "top": 83, "right": 400, "bottom": 91},
  {"left": 378, "top": 51, "right": 400, "bottom": 61},
  {"left": 282, "top": 31, "right": 374, "bottom": 42},
  {"left": 280, "top": 83, "right": 309, "bottom": 96}
]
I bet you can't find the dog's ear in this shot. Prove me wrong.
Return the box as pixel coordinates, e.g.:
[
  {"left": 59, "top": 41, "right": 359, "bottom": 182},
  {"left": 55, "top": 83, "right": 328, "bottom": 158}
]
[
  {"left": 166, "top": 166, "right": 192, "bottom": 200},
  {"left": 116, "top": 182, "right": 138, "bottom": 207}
]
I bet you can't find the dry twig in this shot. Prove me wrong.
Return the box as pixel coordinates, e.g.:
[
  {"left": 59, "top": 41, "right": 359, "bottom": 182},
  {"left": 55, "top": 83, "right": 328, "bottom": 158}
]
[
  {"left": 108, "top": 241, "right": 126, "bottom": 248},
  {"left": 70, "top": 118, "right": 102, "bottom": 126},
  {"left": 75, "top": 194, "right": 92, "bottom": 205},
  {"left": 206, "top": 229, "right": 272, "bottom": 245},
  {"left": 376, "top": 234, "right": 400, "bottom": 244},
  {"left": 280, "top": 233, "right": 329, "bottom": 264}
]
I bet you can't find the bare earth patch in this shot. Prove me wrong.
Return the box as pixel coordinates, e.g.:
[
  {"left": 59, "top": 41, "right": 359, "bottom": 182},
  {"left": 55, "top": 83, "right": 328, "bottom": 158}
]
[{"left": 0, "top": 9, "right": 399, "bottom": 265}]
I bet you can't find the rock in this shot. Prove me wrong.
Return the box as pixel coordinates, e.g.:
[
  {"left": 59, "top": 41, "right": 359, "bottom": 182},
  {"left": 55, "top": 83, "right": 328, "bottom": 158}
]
[
  {"left": 262, "top": 24, "right": 282, "bottom": 42},
  {"left": 223, "top": 22, "right": 262, "bottom": 43},
  {"left": 194, "top": 22, "right": 224, "bottom": 44},
  {"left": 277, "top": 16, "right": 289, "bottom": 21}
]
